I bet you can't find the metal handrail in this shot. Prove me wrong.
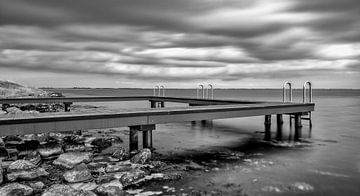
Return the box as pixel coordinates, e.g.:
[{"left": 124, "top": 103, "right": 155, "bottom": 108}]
[
  {"left": 282, "top": 81, "right": 292, "bottom": 102},
  {"left": 197, "top": 85, "right": 204, "bottom": 99},
  {"left": 207, "top": 84, "right": 214, "bottom": 99},
  {"left": 303, "top": 81, "right": 312, "bottom": 103},
  {"left": 153, "top": 85, "right": 160, "bottom": 96},
  {"left": 160, "top": 85, "right": 165, "bottom": 97}
]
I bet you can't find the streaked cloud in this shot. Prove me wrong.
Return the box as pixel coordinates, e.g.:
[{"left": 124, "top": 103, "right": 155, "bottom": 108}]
[{"left": 0, "top": 0, "right": 359, "bottom": 88}]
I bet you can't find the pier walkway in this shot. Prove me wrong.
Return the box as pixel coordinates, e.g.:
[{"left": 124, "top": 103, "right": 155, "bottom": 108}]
[{"left": 0, "top": 96, "right": 314, "bottom": 152}]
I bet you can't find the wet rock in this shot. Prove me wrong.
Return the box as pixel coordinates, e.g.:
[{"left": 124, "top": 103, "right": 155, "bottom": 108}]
[
  {"left": 24, "top": 151, "right": 42, "bottom": 165},
  {"left": 7, "top": 165, "right": 49, "bottom": 181},
  {"left": 91, "top": 138, "right": 112, "bottom": 149},
  {"left": 130, "top": 148, "right": 151, "bottom": 164},
  {"left": 6, "top": 149, "right": 18, "bottom": 161},
  {"left": 288, "top": 182, "right": 314, "bottom": 192},
  {"left": 96, "top": 174, "right": 116, "bottom": 184},
  {"left": 162, "top": 171, "right": 184, "bottom": 181},
  {"left": 119, "top": 169, "right": 146, "bottom": 187},
  {"left": 96, "top": 186, "right": 125, "bottom": 196},
  {"left": 53, "top": 152, "right": 92, "bottom": 169},
  {"left": 0, "top": 138, "right": 5, "bottom": 146},
  {"left": 0, "top": 146, "right": 9, "bottom": 158},
  {"left": 63, "top": 135, "right": 84, "bottom": 145},
  {"left": 88, "top": 162, "right": 108, "bottom": 172},
  {"left": 0, "top": 166, "right": 3, "bottom": 184},
  {"left": 7, "top": 160, "right": 37, "bottom": 172},
  {"left": 70, "top": 182, "right": 98, "bottom": 191},
  {"left": 5, "top": 107, "right": 22, "bottom": 114},
  {"left": 63, "top": 163, "right": 92, "bottom": 183},
  {"left": 0, "top": 183, "right": 33, "bottom": 196},
  {"left": 3, "top": 136, "right": 23, "bottom": 149},
  {"left": 29, "top": 181, "right": 45, "bottom": 193},
  {"left": 106, "top": 163, "right": 133, "bottom": 173},
  {"left": 100, "top": 145, "right": 127, "bottom": 160},
  {"left": 42, "top": 184, "right": 97, "bottom": 196},
  {"left": 16, "top": 140, "right": 40, "bottom": 151},
  {"left": 262, "top": 186, "right": 282, "bottom": 193},
  {"left": 64, "top": 144, "right": 87, "bottom": 152},
  {"left": 38, "top": 144, "right": 63, "bottom": 158}
]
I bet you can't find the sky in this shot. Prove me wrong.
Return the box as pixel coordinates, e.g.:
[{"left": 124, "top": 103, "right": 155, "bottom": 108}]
[{"left": 0, "top": 0, "right": 359, "bottom": 88}]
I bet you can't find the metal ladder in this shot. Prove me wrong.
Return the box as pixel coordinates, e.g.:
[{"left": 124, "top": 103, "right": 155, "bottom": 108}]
[
  {"left": 197, "top": 84, "right": 214, "bottom": 99},
  {"left": 153, "top": 85, "right": 165, "bottom": 97},
  {"left": 302, "top": 81, "right": 313, "bottom": 127},
  {"left": 283, "top": 81, "right": 313, "bottom": 127}
]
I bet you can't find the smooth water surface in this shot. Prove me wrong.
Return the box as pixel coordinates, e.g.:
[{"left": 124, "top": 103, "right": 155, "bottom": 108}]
[{"left": 55, "top": 88, "right": 360, "bottom": 195}]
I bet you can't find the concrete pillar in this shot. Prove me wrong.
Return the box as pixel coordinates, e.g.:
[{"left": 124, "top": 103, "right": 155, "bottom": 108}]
[
  {"left": 142, "top": 130, "right": 151, "bottom": 148},
  {"left": 276, "top": 114, "right": 283, "bottom": 141},
  {"left": 160, "top": 101, "right": 165, "bottom": 108},
  {"left": 264, "top": 115, "right": 272, "bottom": 141},
  {"left": 294, "top": 114, "right": 302, "bottom": 140},
  {"left": 64, "top": 102, "right": 72, "bottom": 112},
  {"left": 150, "top": 101, "right": 156, "bottom": 108},
  {"left": 129, "top": 126, "right": 139, "bottom": 154}
]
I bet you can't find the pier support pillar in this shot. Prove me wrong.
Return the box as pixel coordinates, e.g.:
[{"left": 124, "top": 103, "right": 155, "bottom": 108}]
[
  {"left": 294, "top": 113, "right": 302, "bottom": 140},
  {"left": 129, "top": 126, "right": 139, "bottom": 155},
  {"left": 264, "top": 115, "right": 272, "bottom": 141},
  {"left": 64, "top": 102, "right": 72, "bottom": 112},
  {"left": 129, "top": 124, "right": 156, "bottom": 154},
  {"left": 276, "top": 114, "right": 283, "bottom": 141},
  {"left": 160, "top": 101, "right": 165, "bottom": 108},
  {"left": 150, "top": 101, "right": 156, "bottom": 108}
]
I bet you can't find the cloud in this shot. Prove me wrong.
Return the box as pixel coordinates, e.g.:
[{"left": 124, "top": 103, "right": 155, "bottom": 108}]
[{"left": 0, "top": 0, "right": 359, "bottom": 88}]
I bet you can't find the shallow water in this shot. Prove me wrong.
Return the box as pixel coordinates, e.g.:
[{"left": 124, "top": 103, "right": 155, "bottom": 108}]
[{"left": 54, "top": 88, "right": 360, "bottom": 195}]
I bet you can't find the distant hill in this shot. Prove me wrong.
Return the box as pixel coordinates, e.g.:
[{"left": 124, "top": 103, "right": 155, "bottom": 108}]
[{"left": 0, "top": 80, "right": 48, "bottom": 98}]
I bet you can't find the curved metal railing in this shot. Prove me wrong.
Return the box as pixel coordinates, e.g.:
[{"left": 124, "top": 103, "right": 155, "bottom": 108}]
[
  {"left": 153, "top": 85, "right": 160, "bottom": 96},
  {"left": 207, "top": 84, "right": 214, "bottom": 99},
  {"left": 197, "top": 84, "right": 205, "bottom": 99},
  {"left": 303, "top": 81, "right": 312, "bottom": 103},
  {"left": 282, "top": 81, "right": 292, "bottom": 102},
  {"left": 160, "top": 85, "right": 165, "bottom": 97}
]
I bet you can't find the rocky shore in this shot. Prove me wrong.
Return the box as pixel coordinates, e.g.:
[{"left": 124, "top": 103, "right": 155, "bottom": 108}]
[{"left": 0, "top": 130, "right": 198, "bottom": 196}]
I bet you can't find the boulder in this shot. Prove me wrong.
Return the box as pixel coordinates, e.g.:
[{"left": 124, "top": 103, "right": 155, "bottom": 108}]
[
  {"left": 24, "top": 151, "right": 42, "bottom": 165},
  {"left": 95, "top": 174, "right": 116, "bottom": 184},
  {"left": 130, "top": 148, "right": 151, "bottom": 164},
  {"left": 64, "top": 144, "right": 86, "bottom": 152},
  {"left": 91, "top": 138, "right": 112, "bottom": 149},
  {"left": 38, "top": 145, "right": 63, "bottom": 158},
  {"left": 63, "top": 163, "right": 92, "bottom": 183},
  {"left": 29, "top": 181, "right": 45, "bottom": 193},
  {"left": 7, "top": 160, "right": 36, "bottom": 172},
  {"left": 70, "top": 182, "right": 98, "bottom": 191},
  {"left": 7, "top": 167, "right": 49, "bottom": 181},
  {"left": 0, "top": 183, "right": 33, "bottom": 196},
  {"left": 119, "top": 169, "right": 146, "bottom": 187},
  {"left": 95, "top": 180, "right": 124, "bottom": 196},
  {"left": 53, "top": 152, "right": 92, "bottom": 169},
  {"left": 100, "top": 146, "right": 126, "bottom": 160},
  {"left": 105, "top": 163, "right": 133, "bottom": 173},
  {"left": 42, "top": 184, "right": 96, "bottom": 196},
  {"left": 0, "top": 166, "right": 3, "bottom": 184}
]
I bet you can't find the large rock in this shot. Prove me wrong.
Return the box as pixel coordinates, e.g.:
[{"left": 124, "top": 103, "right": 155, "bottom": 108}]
[
  {"left": 38, "top": 144, "right": 63, "bottom": 158},
  {"left": 119, "top": 169, "right": 146, "bottom": 187},
  {"left": 53, "top": 152, "right": 92, "bottom": 169},
  {"left": 7, "top": 160, "right": 36, "bottom": 172},
  {"left": 24, "top": 151, "right": 42, "bottom": 165},
  {"left": 105, "top": 163, "right": 133, "bottom": 173},
  {"left": 7, "top": 160, "right": 48, "bottom": 181},
  {"left": 63, "top": 163, "right": 92, "bottom": 183},
  {"left": 95, "top": 180, "right": 124, "bottom": 196},
  {"left": 70, "top": 182, "right": 98, "bottom": 191},
  {"left": 130, "top": 148, "right": 151, "bottom": 164},
  {"left": 100, "top": 145, "right": 126, "bottom": 160},
  {"left": 0, "top": 166, "right": 3, "bottom": 184},
  {"left": 91, "top": 138, "right": 112, "bottom": 149},
  {"left": 7, "top": 167, "right": 49, "bottom": 181},
  {"left": 0, "top": 183, "right": 33, "bottom": 196},
  {"left": 42, "top": 184, "right": 96, "bottom": 196}
]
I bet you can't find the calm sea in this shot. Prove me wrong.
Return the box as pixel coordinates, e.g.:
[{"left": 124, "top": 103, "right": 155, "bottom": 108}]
[{"left": 54, "top": 88, "right": 360, "bottom": 195}]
